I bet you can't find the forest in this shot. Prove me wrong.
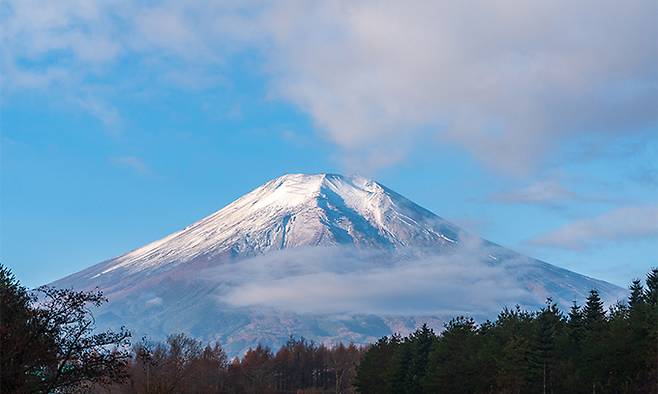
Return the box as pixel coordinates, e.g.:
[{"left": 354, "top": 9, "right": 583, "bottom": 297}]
[{"left": 1, "top": 264, "right": 657, "bottom": 393}]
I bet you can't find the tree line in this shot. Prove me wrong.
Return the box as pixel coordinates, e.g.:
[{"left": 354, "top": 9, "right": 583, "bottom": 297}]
[
  {"left": 99, "top": 335, "right": 362, "bottom": 394},
  {"left": 1, "top": 263, "right": 657, "bottom": 393},
  {"left": 355, "top": 268, "right": 658, "bottom": 393}
]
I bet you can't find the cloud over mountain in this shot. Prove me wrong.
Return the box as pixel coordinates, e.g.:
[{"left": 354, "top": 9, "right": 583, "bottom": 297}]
[
  {"left": 49, "top": 173, "right": 626, "bottom": 355},
  {"left": 213, "top": 243, "right": 532, "bottom": 316}
]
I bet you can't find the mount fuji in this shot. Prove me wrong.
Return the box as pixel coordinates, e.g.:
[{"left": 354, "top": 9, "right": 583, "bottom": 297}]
[{"left": 51, "top": 173, "right": 625, "bottom": 355}]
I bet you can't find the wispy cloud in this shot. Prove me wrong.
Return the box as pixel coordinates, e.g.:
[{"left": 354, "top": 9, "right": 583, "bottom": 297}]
[
  {"left": 194, "top": 236, "right": 621, "bottom": 316},
  {"left": 491, "top": 179, "right": 614, "bottom": 209},
  {"left": 493, "top": 180, "right": 577, "bottom": 207},
  {"left": 211, "top": 245, "right": 532, "bottom": 316},
  {"left": 528, "top": 205, "right": 658, "bottom": 250},
  {"left": 75, "top": 97, "right": 122, "bottom": 134},
  {"left": 111, "top": 156, "right": 151, "bottom": 175}
]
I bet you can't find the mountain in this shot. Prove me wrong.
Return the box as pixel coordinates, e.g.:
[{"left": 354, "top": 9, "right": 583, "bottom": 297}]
[{"left": 51, "top": 173, "right": 625, "bottom": 355}]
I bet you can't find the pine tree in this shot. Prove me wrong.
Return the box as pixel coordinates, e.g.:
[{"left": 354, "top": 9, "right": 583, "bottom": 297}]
[
  {"left": 390, "top": 339, "right": 413, "bottom": 394},
  {"left": 406, "top": 324, "right": 436, "bottom": 393},
  {"left": 532, "top": 299, "right": 562, "bottom": 394},
  {"left": 627, "top": 276, "right": 648, "bottom": 389},
  {"left": 559, "top": 301, "right": 587, "bottom": 392},
  {"left": 567, "top": 300, "right": 584, "bottom": 342},
  {"left": 629, "top": 279, "right": 645, "bottom": 307},
  {"left": 643, "top": 268, "right": 658, "bottom": 392},
  {"left": 423, "top": 316, "right": 484, "bottom": 393},
  {"left": 645, "top": 267, "right": 658, "bottom": 306},
  {"left": 354, "top": 335, "right": 399, "bottom": 394},
  {"left": 581, "top": 289, "right": 609, "bottom": 392},
  {"left": 568, "top": 301, "right": 583, "bottom": 325},
  {"left": 583, "top": 289, "right": 606, "bottom": 330}
]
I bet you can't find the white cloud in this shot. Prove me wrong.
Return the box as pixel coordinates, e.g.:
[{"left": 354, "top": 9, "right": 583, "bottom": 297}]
[
  {"left": 203, "top": 241, "right": 550, "bottom": 316},
  {"left": 529, "top": 205, "right": 658, "bottom": 250},
  {"left": 1, "top": 0, "right": 246, "bottom": 123},
  {"left": 259, "top": 0, "right": 657, "bottom": 172},
  {"left": 3, "top": 0, "right": 656, "bottom": 172}
]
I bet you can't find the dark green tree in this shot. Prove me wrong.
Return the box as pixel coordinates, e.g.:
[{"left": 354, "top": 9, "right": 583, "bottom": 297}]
[
  {"left": 403, "top": 324, "right": 436, "bottom": 393},
  {"left": 645, "top": 268, "right": 658, "bottom": 306},
  {"left": 583, "top": 289, "right": 606, "bottom": 330},
  {"left": 354, "top": 335, "right": 399, "bottom": 394},
  {"left": 389, "top": 337, "right": 413, "bottom": 394},
  {"left": 354, "top": 269, "right": 658, "bottom": 394},
  {"left": 629, "top": 279, "right": 645, "bottom": 307},
  {"left": 531, "top": 299, "right": 563, "bottom": 393},
  {"left": 423, "top": 317, "right": 482, "bottom": 393},
  {"left": 582, "top": 289, "right": 610, "bottom": 392},
  {"left": 643, "top": 268, "right": 658, "bottom": 392}
]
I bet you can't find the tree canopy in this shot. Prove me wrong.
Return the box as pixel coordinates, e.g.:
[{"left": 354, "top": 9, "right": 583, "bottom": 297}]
[
  {"left": 0, "top": 264, "right": 131, "bottom": 393},
  {"left": 356, "top": 268, "right": 658, "bottom": 394},
  {"left": 3, "top": 263, "right": 656, "bottom": 393}
]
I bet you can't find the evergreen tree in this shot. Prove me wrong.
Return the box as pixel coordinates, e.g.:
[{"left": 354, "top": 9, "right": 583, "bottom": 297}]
[
  {"left": 531, "top": 299, "right": 563, "bottom": 393},
  {"left": 582, "top": 289, "right": 609, "bottom": 392},
  {"left": 492, "top": 306, "right": 535, "bottom": 391},
  {"left": 389, "top": 339, "right": 413, "bottom": 394},
  {"left": 645, "top": 267, "right": 658, "bottom": 306},
  {"left": 583, "top": 289, "right": 606, "bottom": 330},
  {"left": 405, "top": 324, "right": 436, "bottom": 393},
  {"left": 605, "top": 302, "right": 634, "bottom": 391},
  {"left": 625, "top": 278, "right": 649, "bottom": 391},
  {"left": 643, "top": 268, "right": 658, "bottom": 392},
  {"left": 559, "top": 301, "right": 588, "bottom": 392},
  {"left": 568, "top": 301, "right": 584, "bottom": 327},
  {"left": 567, "top": 300, "right": 585, "bottom": 343},
  {"left": 354, "top": 335, "right": 398, "bottom": 394},
  {"left": 423, "top": 316, "right": 482, "bottom": 393},
  {"left": 629, "top": 279, "right": 645, "bottom": 307},
  {"left": 353, "top": 269, "right": 658, "bottom": 394}
]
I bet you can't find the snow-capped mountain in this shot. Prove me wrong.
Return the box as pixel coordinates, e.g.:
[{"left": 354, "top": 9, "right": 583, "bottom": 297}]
[
  {"left": 70, "top": 174, "right": 460, "bottom": 274},
  {"left": 51, "top": 173, "right": 626, "bottom": 355}
]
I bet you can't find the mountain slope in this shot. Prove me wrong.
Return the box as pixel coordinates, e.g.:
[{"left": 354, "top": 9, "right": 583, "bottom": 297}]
[
  {"left": 51, "top": 173, "right": 626, "bottom": 355},
  {"left": 55, "top": 174, "right": 462, "bottom": 289}
]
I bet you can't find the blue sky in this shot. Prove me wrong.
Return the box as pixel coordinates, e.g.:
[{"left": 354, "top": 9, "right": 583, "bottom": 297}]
[{"left": 1, "top": 0, "right": 657, "bottom": 288}]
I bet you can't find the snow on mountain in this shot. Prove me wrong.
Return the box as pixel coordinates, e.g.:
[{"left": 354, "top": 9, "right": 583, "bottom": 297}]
[
  {"left": 58, "top": 174, "right": 460, "bottom": 286},
  {"left": 51, "top": 173, "right": 626, "bottom": 356}
]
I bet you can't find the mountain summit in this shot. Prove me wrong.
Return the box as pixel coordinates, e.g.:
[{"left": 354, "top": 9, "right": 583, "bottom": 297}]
[
  {"left": 71, "top": 173, "right": 461, "bottom": 279},
  {"left": 52, "top": 173, "right": 625, "bottom": 355}
]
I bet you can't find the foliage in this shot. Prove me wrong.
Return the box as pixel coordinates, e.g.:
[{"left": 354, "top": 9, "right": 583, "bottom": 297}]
[
  {"left": 356, "top": 268, "right": 658, "bottom": 394},
  {"left": 0, "top": 264, "right": 131, "bottom": 393},
  {"left": 4, "top": 264, "right": 657, "bottom": 393},
  {"left": 102, "top": 335, "right": 363, "bottom": 394}
]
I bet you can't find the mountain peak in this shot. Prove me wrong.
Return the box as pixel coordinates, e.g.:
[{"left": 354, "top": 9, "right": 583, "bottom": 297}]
[
  {"left": 252, "top": 173, "right": 384, "bottom": 212},
  {"left": 266, "top": 173, "right": 383, "bottom": 194},
  {"left": 83, "top": 173, "right": 457, "bottom": 277},
  {"left": 51, "top": 173, "right": 626, "bottom": 356}
]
